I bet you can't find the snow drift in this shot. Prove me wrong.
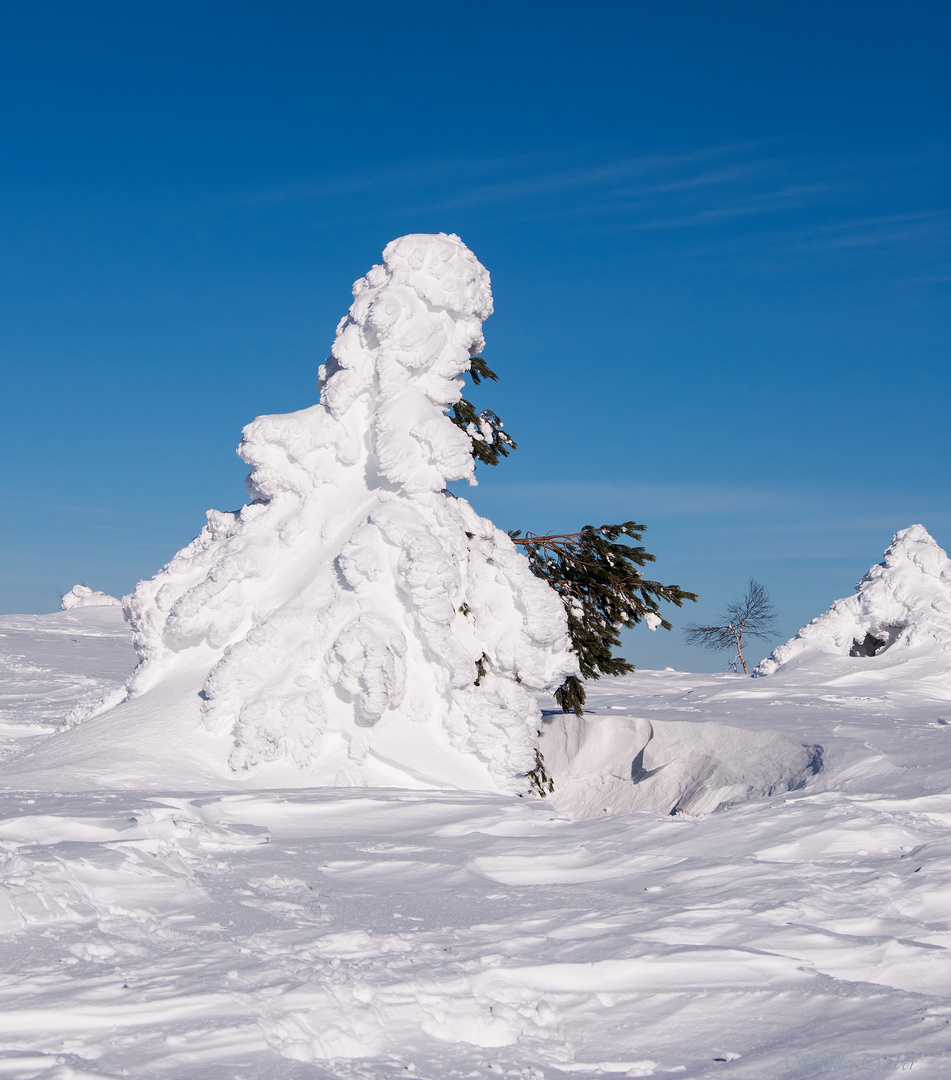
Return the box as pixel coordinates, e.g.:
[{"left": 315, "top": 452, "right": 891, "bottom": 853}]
[
  {"left": 538, "top": 711, "right": 821, "bottom": 817},
  {"left": 757, "top": 524, "right": 951, "bottom": 677},
  {"left": 8, "top": 234, "right": 576, "bottom": 792},
  {"left": 1, "top": 609, "right": 949, "bottom": 1076}
]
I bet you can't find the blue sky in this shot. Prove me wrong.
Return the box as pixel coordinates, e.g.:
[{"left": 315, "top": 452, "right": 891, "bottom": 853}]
[{"left": 2, "top": 1, "right": 949, "bottom": 670}]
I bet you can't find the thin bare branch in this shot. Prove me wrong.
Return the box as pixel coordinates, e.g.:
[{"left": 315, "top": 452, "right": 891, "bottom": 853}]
[{"left": 683, "top": 579, "right": 778, "bottom": 675}]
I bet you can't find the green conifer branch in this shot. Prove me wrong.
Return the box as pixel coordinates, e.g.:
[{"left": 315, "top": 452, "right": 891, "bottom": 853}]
[
  {"left": 510, "top": 524, "right": 698, "bottom": 714},
  {"left": 453, "top": 357, "right": 697, "bottom": 724},
  {"left": 449, "top": 357, "right": 517, "bottom": 467}
]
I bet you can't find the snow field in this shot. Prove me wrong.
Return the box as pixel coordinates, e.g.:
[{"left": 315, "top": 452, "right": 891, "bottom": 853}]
[
  {"left": 0, "top": 609, "right": 949, "bottom": 1078},
  {"left": 0, "top": 608, "right": 136, "bottom": 760}
]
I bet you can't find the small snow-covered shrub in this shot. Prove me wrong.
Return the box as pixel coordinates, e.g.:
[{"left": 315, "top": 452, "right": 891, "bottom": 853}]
[{"left": 61, "top": 585, "right": 121, "bottom": 610}]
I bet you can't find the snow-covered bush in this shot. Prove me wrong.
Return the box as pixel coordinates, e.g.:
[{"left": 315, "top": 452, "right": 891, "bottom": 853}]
[
  {"left": 123, "top": 234, "right": 577, "bottom": 791},
  {"left": 757, "top": 524, "right": 951, "bottom": 676},
  {"left": 61, "top": 585, "right": 121, "bottom": 610}
]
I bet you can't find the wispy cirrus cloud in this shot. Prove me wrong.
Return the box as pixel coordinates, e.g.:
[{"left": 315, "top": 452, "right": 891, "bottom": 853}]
[
  {"left": 603, "top": 182, "right": 832, "bottom": 232},
  {"left": 248, "top": 143, "right": 762, "bottom": 210},
  {"left": 411, "top": 144, "right": 762, "bottom": 211},
  {"left": 779, "top": 211, "right": 947, "bottom": 251},
  {"left": 464, "top": 477, "right": 951, "bottom": 524},
  {"left": 394, "top": 145, "right": 862, "bottom": 238},
  {"left": 239, "top": 140, "right": 950, "bottom": 274}
]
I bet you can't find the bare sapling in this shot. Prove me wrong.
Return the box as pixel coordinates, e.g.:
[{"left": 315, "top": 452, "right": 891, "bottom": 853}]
[{"left": 684, "top": 579, "right": 778, "bottom": 674}]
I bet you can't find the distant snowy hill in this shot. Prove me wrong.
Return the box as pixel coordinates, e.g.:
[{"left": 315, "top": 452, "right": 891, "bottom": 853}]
[{"left": 758, "top": 524, "right": 951, "bottom": 678}]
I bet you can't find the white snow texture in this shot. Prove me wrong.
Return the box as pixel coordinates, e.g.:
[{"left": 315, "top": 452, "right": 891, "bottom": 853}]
[
  {"left": 757, "top": 524, "right": 951, "bottom": 676},
  {"left": 122, "top": 234, "right": 576, "bottom": 790}
]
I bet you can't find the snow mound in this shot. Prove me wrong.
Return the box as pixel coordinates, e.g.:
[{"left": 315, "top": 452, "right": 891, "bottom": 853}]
[
  {"left": 757, "top": 524, "right": 951, "bottom": 676},
  {"left": 15, "top": 234, "right": 575, "bottom": 794},
  {"left": 539, "top": 712, "right": 821, "bottom": 818},
  {"left": 61, "top": 584, "right": 121, "bottom": 610}
]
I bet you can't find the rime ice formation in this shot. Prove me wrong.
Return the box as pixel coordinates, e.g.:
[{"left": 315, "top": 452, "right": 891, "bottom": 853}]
[
  {"left": 44, "top": 233, "right": 575, "bottom": 792},
  {"left": 61, "top": 584, "right": 121, "bottom": 610},
  {"left": 757, "top": 524, "right": 951, "bottom": 676}
]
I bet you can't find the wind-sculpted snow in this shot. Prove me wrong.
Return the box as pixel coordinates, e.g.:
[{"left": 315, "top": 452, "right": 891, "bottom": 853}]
[
  {"left": 758, "top": 524, "right": 951, "bottom": 677},
  {"left": 538, "top": 711, "right": 822, "bottom": 818},
  {"left": 49, "top": 234, "right": 576, "bottom": 791}
]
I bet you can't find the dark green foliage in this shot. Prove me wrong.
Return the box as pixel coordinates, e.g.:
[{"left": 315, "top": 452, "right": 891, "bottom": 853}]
[
  {"left": 510, "top": 524, "right": 698, "bottom": 714},
  {"left": 554, "top": 675, "right": 587, "bottom": 717},
  {"left": 449, "top": 356, "right": 517, "bottom": 468},
  {"left": 526, "top": 748, "right": 555, "bottom": 797},
  {"left": 474, "top": 652, "right": 488, "bottom": 686},
  {"left": 454, "top": 355, "right": 697, "bottom": 722},
  {"left": 467, "top": 355, "right": 497, "bottom": 386}
]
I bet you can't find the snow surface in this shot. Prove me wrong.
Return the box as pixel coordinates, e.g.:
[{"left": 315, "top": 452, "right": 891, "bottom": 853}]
[
  {"left": 0, "top": 605, "right": 949, "bottom": 1077},
  {"left": 24, "top": 234, "right": 576, "bottom": 795},
  {"left": 758, "top": 524, "right": 951, "bottom": 678}
]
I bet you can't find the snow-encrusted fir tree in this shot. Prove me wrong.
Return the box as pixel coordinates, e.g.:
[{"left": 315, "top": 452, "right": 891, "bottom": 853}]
[
  {"left": 68, "top": 232, "right": 694, "bottom": 798},
  {"left": 119, "top": 235, "right": 580, "bottom": 794}
]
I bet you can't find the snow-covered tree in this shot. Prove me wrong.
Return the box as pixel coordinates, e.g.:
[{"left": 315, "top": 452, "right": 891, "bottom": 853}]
[{"left": 121, "top": 234, "right": 578, "bottom": 792}]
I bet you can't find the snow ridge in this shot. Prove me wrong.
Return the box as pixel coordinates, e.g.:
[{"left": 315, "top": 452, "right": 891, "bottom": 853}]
[
  {"left": 121, "top": 234, "right": 576, "bottom": 789},
  {"left": 757, "top": 524, "right": 951, "bottom": 676}
]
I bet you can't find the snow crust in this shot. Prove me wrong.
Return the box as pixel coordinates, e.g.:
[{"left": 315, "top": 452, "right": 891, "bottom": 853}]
[
  {"left": 44, "top": 234, "right": 576, "bottom": 792},
  {"left": 758, "top": 524, "right": 951, "bottom": 676},
  {"left": 60, "top": 584, "right": 121, "bottom": 610}
]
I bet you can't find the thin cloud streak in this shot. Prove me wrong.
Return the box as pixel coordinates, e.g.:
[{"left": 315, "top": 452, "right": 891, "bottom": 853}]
[
  {"left": 437, "top": 161, "right": 800, "bottom": 227},
  {"left": 413, "top": 144, "right": 759, "bottom": 211},
  {"left": 606, "top": 162, "right": 767, "bottom": 198},
  {"left": 781, "top": 211, "right": 947, "bottom": 251},
  {"left": 233, "top": 141, "right": 950, "bottom": 268},
  {"left": 673, "top": 209, "right": 948, "bottom": 262},
  {"left": 470, "top": 479, "right": 951, "bottom": 531},
  {"left": 245, "top": 151, "right": 552, "bottom": 205},
  {"left": 610, "top": 182, "right": 832, "bottom": 232},
  {"left": 239, "top": 141, "right": 771, "bottom": 217},
  {"left": 473, "top": 479, "right": 825, "bottom": 518},
  {"left": 228, "top": 139, "right": 949, "bottom": 284}
]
